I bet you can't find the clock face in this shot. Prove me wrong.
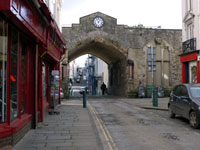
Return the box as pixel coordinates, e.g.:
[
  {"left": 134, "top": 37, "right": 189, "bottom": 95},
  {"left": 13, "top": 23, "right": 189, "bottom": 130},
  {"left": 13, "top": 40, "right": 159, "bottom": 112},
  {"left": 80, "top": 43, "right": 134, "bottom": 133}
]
[{"left": 93, "top": 17, "right": 104, "bottom": 28}]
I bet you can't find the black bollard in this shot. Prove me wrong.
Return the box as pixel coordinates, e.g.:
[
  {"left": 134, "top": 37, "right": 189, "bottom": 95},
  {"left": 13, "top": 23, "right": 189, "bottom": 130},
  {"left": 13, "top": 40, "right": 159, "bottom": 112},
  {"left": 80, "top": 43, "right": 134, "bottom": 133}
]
[{"left": 83, "top": 90, "right": 86, "bottom": 108}]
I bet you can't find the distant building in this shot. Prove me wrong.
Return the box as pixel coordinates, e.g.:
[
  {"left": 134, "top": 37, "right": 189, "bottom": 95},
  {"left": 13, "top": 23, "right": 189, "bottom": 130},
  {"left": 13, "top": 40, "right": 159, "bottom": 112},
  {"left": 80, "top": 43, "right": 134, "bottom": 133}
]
[
  {"left": 86, "top": 55, "right": 108, "bottom": 95},
  {"left": 181, "top": 0, "right": 200, "bottom": 83},
  {"left": 69, "top": 60, "right": 78, "bottom": 80}
]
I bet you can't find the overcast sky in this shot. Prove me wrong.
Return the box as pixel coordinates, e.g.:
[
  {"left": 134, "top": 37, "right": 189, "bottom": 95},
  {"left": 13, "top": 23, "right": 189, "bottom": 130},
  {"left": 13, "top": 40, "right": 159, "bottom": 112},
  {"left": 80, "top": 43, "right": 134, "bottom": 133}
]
[
  {"left": 61, "top": 0, "right": 182, "bottom": 29},
  {"left": 61, "top": 0, "right": 182, "bottom": 66}
]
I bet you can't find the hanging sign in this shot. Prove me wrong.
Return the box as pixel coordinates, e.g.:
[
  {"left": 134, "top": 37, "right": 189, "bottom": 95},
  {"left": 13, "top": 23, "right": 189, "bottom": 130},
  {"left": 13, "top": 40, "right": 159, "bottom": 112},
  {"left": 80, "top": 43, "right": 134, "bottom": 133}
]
[{"left": 51, "top": 70, "right": 59, "bottom": 76}]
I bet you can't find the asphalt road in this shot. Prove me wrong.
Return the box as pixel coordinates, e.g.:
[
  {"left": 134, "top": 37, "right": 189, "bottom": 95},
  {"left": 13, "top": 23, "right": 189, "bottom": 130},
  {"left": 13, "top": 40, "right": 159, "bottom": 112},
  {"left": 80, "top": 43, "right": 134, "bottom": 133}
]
[{"left": 88, "top": 97, "right": 200, "bottom": 150}]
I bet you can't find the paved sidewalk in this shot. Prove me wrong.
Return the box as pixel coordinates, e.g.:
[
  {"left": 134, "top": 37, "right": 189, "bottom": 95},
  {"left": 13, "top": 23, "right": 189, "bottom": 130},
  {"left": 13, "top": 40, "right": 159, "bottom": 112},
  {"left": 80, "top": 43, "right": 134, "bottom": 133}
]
[
  {"left": 14, "top": 99, "right": 100, "bottom": 150},
  {"left": 123, "top": 97, "right": 169, "bottom": 111}
]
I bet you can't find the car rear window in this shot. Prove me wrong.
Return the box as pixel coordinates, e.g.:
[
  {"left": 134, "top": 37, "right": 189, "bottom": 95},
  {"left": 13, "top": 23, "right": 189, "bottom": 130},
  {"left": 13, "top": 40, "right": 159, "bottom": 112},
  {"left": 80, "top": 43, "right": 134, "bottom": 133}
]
[{"left": 190, "top": 87, "right": 200, "bottom": 98}]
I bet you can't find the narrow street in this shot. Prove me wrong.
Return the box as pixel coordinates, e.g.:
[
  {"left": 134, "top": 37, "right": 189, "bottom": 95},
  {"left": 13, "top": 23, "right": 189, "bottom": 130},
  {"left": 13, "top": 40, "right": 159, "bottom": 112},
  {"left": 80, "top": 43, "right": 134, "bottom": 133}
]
[
  {"left": 14, "top": 97, "right": 200, "bottom": 150},
  {"left": 88, "top": 97, "right": 200, "bottom": 150}
]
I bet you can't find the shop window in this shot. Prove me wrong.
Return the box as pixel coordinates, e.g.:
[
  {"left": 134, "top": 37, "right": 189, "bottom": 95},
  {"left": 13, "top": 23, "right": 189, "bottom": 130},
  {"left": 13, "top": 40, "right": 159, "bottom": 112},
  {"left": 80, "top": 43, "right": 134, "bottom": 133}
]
[
  {"left": 21, "top": 42, "right": 27, "bottom": 114},
  {"left": 191, "top": 66, "right": 197, "bottom": 83},
  {"left": 0, "top": 18, "right": 8, "bottom": 123},
  {"left": 189, "top": 61, "right": 197, "bottom": 84},
  {"left": 10, "top": 28, "right": 19, "bottom": 121}
]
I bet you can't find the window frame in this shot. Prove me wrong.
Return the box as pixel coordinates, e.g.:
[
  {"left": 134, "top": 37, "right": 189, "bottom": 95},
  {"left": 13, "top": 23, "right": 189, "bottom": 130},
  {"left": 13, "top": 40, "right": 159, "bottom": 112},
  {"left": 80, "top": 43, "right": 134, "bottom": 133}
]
[
  {"left": 147, "top": 46, "right": 156, "bottom": 72},
  {"left": 0, "top": 19, "right": 30, "bottom": 124},
  {"left": 0, "top": 18, "right": 8, "bottom": 124}
]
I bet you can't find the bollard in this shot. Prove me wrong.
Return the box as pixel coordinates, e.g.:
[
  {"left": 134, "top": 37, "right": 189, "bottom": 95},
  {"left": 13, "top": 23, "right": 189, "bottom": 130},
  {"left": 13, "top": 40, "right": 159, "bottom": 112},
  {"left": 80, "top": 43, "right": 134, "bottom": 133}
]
[
  {"left": 83, "top": 90, "right": 86, "bottom": 108},
  {"left": 152, "top": 87, "right": 158, "bottom": 107}
]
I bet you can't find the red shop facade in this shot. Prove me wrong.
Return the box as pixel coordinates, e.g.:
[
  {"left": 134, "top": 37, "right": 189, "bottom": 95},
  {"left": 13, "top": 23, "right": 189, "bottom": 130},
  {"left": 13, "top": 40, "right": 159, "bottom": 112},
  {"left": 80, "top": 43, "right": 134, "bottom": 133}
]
[
  {"left": 180, "top": 38, "right": 200, "bottom": 84},
  {"left": 0, "top": 0, "right": 66, "bottom": 147}
]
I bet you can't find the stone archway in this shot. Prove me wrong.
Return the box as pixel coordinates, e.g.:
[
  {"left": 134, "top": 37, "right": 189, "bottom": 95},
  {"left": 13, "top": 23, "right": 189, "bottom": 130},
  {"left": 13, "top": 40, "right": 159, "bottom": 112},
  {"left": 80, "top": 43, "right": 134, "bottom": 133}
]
[
  {"left": 62, "top": 12, "right": 182, "bottom": 97},
  {"left": 68, "top": 35, "right": 128, "bottom": 96}
]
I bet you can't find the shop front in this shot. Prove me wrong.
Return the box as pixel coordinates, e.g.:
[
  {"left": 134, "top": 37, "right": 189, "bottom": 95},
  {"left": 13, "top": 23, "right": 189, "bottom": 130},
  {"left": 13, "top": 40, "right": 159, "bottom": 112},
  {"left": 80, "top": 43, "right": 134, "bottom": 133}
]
[
  {"left": 180, "top": 38, "right": 200, "bottom": 84},
  {"left": 0, "top": 0, "right": 66, "bottom": 148}
]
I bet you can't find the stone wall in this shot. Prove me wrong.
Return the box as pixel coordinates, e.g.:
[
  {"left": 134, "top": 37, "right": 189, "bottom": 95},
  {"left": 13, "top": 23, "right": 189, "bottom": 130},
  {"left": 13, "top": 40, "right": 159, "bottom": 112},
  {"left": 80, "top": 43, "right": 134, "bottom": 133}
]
[{"left": 62, "top": 12, "right": 182, "bottom": 97}]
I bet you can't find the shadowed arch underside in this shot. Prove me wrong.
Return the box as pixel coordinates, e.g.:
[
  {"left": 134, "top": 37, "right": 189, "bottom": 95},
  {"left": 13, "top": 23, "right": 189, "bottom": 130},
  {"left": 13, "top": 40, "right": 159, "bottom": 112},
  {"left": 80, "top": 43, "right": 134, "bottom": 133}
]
[{"left": 68, "top": 37, "right": 126, "bottom": 64}]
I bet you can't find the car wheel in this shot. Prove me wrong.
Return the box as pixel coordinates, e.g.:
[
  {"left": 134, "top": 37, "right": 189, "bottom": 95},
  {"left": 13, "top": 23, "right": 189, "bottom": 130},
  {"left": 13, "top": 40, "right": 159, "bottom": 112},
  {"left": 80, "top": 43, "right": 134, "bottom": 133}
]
[
  {"left": 168, "top": 105, "right": 175, "bottom": 118},
  {"left": 189, "top": 111, "right": 200, "bottom": 129}
]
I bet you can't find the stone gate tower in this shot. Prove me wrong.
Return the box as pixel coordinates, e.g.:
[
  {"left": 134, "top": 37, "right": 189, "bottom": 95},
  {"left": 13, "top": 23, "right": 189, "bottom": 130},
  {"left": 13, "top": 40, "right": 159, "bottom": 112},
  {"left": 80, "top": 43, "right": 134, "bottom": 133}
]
[{"left": 62, "top": 12, "right": 182, "bottom": 97}]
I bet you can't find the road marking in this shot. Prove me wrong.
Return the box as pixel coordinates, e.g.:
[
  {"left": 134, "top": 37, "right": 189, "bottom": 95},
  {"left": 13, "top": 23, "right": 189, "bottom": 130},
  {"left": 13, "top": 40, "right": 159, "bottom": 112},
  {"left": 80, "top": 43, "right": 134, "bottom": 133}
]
[{"left": 88, "top": 102, "right": 118, "bottom": 150}]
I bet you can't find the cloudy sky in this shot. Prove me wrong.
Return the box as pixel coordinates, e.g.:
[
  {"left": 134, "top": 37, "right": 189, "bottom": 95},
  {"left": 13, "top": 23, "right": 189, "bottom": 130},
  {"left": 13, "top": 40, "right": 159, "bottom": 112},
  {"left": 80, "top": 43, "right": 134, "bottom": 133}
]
[
  {"left": 61, "top": 0, "right": 182, "bottom": 29},
  {"left": 61, "top": 0, "right": 182, "bottom": 66}
]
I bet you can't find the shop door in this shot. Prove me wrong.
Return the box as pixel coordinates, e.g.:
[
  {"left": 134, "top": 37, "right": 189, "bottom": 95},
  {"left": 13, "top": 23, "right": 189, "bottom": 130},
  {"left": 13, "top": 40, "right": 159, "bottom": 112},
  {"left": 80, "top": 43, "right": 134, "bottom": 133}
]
[{"left": 185, "top": 62, "right": 189, "bottom": 83}]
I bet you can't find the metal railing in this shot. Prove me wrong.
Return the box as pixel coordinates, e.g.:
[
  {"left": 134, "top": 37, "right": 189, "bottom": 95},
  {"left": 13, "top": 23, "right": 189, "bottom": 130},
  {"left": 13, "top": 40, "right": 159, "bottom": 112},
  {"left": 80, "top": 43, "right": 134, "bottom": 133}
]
[{"left": 182, "top": 38, "right": 196, "bottom": 54}]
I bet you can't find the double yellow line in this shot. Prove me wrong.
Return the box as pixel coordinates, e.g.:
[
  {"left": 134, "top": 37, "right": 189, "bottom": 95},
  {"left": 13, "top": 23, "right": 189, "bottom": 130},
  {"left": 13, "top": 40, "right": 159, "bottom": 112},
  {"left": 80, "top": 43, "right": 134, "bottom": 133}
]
[{"left": 88, "top": 102, "right": 118, "bottom": 150}]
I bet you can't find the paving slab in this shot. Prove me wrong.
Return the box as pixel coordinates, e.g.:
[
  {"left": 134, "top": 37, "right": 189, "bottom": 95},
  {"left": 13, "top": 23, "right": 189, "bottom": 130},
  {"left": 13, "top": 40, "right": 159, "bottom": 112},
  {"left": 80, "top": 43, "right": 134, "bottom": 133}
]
[
  {"left": 122, "top": 97, "right": 169, "bottom": 111},
  {"left": 14, "top": 99, "right": 101, "bottom": 150}
]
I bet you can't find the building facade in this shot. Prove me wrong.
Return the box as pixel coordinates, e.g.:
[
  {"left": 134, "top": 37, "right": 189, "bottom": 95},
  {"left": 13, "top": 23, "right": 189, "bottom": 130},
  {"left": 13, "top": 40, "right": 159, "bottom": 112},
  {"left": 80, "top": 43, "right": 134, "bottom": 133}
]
[
  {"left": 181, "top": 0, "right": 200, "bottom": 84},
  {"left": 0, "top": 0, "right": 66, "bottom": 148}
]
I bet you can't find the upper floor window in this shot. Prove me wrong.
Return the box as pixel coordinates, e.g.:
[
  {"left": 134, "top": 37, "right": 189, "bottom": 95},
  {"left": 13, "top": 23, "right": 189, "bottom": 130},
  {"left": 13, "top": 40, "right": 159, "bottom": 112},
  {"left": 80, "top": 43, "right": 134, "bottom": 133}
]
[
  {"left": 186, "top": 0, "right": 193, "bottom": 12},
  {"left": 187, "top": 23, "right": 194, "bottom": 40}
]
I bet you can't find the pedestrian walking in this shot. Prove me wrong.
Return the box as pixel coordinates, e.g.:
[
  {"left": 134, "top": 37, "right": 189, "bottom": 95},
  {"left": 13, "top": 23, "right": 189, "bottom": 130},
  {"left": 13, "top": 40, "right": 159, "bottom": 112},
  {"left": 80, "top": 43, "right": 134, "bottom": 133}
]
[{"left": 101, "top": 82, "right": 106, "bottom": 95}]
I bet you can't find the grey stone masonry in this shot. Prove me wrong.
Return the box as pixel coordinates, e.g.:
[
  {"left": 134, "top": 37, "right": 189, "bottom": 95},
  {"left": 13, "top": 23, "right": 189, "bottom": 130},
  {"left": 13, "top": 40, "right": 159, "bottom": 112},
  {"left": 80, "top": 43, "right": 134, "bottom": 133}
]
[{"left": 62, "top": 12, "right": 182, "bottom": 97}]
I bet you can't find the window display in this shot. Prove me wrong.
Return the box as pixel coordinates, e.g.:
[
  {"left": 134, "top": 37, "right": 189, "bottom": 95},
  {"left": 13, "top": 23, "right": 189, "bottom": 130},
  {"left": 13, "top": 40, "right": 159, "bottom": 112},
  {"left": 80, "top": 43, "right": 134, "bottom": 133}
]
[
  {"left": 0, "top": 18, "right": 8, "bottom": 123},
  {"left": 10, "top": 28, "right": 19, "bottom": 121},
  {"left": 21, "top": 42, "right": 27, "bottom": 114}
]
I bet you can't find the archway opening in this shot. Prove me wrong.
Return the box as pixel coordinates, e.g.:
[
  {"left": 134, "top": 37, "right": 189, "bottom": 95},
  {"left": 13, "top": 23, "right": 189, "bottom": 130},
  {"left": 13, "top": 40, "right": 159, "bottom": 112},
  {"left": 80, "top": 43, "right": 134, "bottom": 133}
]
[
  {"left": 69, "top": 54, "right": 109, "bottom": 96},
  {"left": 68, "top": 39, "right": 127, "bottom": 96}
]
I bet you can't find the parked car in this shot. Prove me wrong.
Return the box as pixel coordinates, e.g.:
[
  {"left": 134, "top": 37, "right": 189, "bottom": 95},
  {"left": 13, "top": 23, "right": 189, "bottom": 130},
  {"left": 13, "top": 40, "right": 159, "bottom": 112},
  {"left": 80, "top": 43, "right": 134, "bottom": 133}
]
[{"left": 168, "top": 84, "right": 200, "bottom": 128}]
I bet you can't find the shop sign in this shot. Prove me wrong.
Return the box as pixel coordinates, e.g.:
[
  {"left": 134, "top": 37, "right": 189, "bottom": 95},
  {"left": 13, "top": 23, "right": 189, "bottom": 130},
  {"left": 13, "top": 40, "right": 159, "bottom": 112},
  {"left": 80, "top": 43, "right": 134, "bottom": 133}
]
[{"left": 51, "top": 70, "right": 59, "bottom": 76}]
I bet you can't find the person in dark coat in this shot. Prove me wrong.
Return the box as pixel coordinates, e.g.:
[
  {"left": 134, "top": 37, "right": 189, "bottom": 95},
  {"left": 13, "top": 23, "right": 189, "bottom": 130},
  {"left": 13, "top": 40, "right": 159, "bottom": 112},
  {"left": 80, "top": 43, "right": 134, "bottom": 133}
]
[{"left": 101, "top": 82, "right": 106, "bottom": 95}]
